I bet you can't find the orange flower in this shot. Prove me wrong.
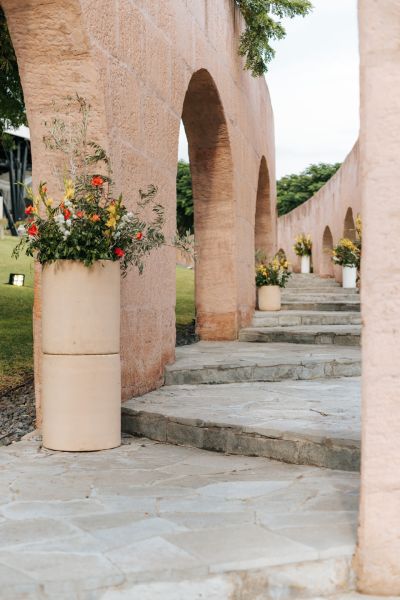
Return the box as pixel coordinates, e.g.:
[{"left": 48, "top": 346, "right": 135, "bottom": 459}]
[
  {"left": 135, "top": 231, "right": 143, "bottom": 240},
  {"left": 91, "top": 214, "right": 101, "bottom": 222},
  {"left": 24, "top": 205, "right": 35, "bottom": 215},
  {"left": 91, "top": 176, "right": 104, "bottom": 187},
  {"left": 41, "top": 185, "right": 47, "bottom": 194},
  {"left": 76, "top": 211, "right": 84, "bottom": 218},
  {"left": 63, "top": 209, "right": 71, "bottom": 220},
  {"left": 28, "top": 224, "right": 38, "bottom": 236}
]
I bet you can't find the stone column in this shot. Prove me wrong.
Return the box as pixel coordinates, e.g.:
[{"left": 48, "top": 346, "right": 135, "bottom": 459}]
[{"left": 356, "top": 0, "right": 400, "bottom": 594}]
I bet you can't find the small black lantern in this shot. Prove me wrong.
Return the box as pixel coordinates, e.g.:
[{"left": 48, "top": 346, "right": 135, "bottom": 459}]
[{"left": 8, "top": 273, "right": 25, "bottom": 287}]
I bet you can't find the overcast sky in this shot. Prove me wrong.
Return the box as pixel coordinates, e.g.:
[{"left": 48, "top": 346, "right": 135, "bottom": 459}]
[{"left": 179, "top": 0, "right": 359, "bottom": 179}]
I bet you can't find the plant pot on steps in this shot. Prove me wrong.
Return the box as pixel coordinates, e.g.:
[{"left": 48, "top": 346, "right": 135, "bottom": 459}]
[
  {"left": 258, "top": 285, "right": 281, "bottom": 311},
  {"left": 41, "top": 259, "right": 121, "bottom": 451},
  {"left": 300, "top": 255, "right": 311, "bottom": 274},
  {"left": 342, "top": 265, "right": 357, "bottom": 289}
]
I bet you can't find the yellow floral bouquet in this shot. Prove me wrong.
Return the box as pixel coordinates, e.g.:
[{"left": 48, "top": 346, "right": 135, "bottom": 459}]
[
  {"left": 332, "top": 238, "right": 360, "bottom": 268},
  {"left": 293, "top": 233, "right": 312, "bottom": 256},
  {"left": 256, "top": 256, "right": 291, "bottom": 288}
]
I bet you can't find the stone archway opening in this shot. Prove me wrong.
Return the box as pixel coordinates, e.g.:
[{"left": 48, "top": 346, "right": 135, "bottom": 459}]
[
  {"left": 321, "top": 226, "right": 334, "bottom": 277},
  {"left": 181, "top": 69, "right": 236, "bottom": 341},
  {"left": 255, "top": 156, "right": 272, "bottom": 262},
  {"left": 343, "top": 207, "right": 356, "bottom": 241}
]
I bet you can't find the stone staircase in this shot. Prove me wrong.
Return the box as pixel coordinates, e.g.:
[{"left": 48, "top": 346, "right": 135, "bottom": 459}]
[{"left": 240, "top": 274, "right": 361, "bottom": 346}]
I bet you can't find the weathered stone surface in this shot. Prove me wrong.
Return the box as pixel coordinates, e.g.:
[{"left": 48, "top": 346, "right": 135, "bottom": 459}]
[
  {"left": 239, "top": 325, "right": 361, "bottom": 346},
  {"left": 0, "top": 437, "right": 360, "bottom": 598},
  {"left": 252, "top": 310, "right": 361, "bottom": 328},
  {"left": 123, "top": 378, "right": 361, "bottom": 471},
  {"left": 164, "top": 341, "right": 361, "bottom": 385}
]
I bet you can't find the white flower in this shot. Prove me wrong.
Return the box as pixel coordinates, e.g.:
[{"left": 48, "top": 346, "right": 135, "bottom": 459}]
[
  {"left": 55, "top": 214, "right": 65, "bottom": 224},
  {"left": 66, "top": 219, "right": 72, "bottom": 227},
  {"left": 64, "top": 200, "right": 72, "bottom": 208}
]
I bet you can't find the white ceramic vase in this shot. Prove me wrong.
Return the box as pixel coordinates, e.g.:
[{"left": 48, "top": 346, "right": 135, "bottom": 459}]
[
  {"left": 342, "top": 265, "right": 357, "bottom": 289},
  {"left": 258, "top": 285, "right": 281, "bottom": 311},
  {"left": 300, "top": 254, "right": 311, "bottom": 274},
  {"left": 41, "top": 260, "right": 121, "bottom": 451}
]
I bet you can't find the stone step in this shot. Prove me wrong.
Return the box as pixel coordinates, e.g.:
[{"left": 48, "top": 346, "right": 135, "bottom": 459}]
[
  {"left": 282, "top": 301, "right": 360, "bottom": 312},
  {"left": 123, "top": 377, "right": 361, "bottom": 471},
  {"left": 286, "top": 274, "right": 340, "bottom": 288},
  {"left": 283, "top": 287, "right": 359, "bottom": 295},
  {"left": 282, "top": 294, "right": 360, "bottom": 304},
  {"left": 165, "top": 341, "right": 361, "bottom": 386},
  {"left": 239, "top": 325, "right": 361, "bottom": 346},
  {"left": 252, "top": 310, "right": 362, "bottom": 328}
]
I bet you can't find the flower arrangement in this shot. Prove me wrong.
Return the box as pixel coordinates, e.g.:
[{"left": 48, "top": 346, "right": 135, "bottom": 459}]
[
  {"left": 332, "top": 238, "right": 360, "bottom": 268},
  {"left": 274, "top": 249, "right": 290, "bottom": 271},
  {"left": 293, "top": 233, "right": 312, "bottom": 256},
  {"left": 12, "top": 97, "right": 170, "bottom": 275},
  {"left": 255, "top": 257, "right": 291, "bottom": 288}
]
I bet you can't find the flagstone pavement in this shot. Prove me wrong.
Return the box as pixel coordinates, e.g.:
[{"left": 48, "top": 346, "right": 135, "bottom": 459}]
[{"left": 0, "top": 435, "right": 396, "bottom": 599}]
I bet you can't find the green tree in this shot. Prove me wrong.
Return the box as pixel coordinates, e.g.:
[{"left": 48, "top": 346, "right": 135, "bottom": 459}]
[
  {"left": 0, "top": 7, "right": 26, "bottom": 134},
  {"left": 235, "top": 0, "right": 313, "bottom": 76},
  {"left": 277, "top": 162, "right": 341, "bottom": 216},
  {"left": 176, "top": 160, "right": 193, "bottom": 235}
]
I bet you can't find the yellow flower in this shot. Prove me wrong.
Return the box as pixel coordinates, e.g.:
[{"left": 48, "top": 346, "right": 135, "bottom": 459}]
[
  {"left": 46, "top": 198, "right": 54, "bottom": 207},
  {"left": 106, "top": 215, "right": 117, "bottom": 229},
  {"left": 64, "top": 179, "right": 74, "bottom": 200}
]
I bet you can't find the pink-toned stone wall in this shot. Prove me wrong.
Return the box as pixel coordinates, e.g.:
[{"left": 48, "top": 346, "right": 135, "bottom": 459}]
[
  {"left": 356, "top": 0, "right": 400, "bottom": 594},
  {"left": 2, "top": 0, "right": 276, "bottom": 401},
  {"left": 277, "top": 142, "right": 360, "bottom": 281}
]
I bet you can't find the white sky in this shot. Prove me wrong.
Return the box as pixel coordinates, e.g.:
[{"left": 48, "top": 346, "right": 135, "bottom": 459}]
[{"left": 179, "top": 0, "right": 359, "bottom": 179}]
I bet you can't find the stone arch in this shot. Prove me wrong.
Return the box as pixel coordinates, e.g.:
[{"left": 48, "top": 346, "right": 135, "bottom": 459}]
[
  {"left": 254, "top": 156, "right": 273, "bottom": 259},
  {"left": 181, "top": 69, "right": 236, "bottom": 340},
  {"left": 321, "top": 226, "right": 334, "bottom": 277},
  {"left": 1, "top": 0, "right": 108, "bottom": 422},
  {"left": 343, "top": 207, "right": 356, "bottom": 241}
]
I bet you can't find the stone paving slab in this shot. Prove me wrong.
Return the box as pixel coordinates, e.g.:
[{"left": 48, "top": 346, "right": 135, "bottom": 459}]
[
  {"left": 165, "top": 342, "right": 361, "bottom": 385},
  {"left": 239, "top": 324, "right": 360, "bottom": 346},
  {"left": 123, "top": 378, "right": 360, "bottom": 471},
  {"left": 252, "top": 311, "right": 361, "bottom": 327},
  {"left": 0, "top": 437, "right": 359, "bottom": 599},
  {"left": 282, "top": 301, "right": 360, "bottom": 312}
]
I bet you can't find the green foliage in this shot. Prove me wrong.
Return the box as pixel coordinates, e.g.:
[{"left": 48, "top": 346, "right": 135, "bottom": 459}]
[
  {"left": 176, "top": 160, "right": 193, "bottom": 235},
  {"left": 0, "top": 8, "right": 26, "bottom": 133},
  {"left": 277, "top": 162, "right": 341, "bottom": 216},
  {"left": 235, "top": 0, "right": 313, "bottom": 76}
]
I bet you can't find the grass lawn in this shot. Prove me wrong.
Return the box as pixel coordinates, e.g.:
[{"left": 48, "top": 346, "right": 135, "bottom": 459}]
[
  {"left": 175, "top": 265, "right": 195, "bottom": 325},
  {"left": 0, "top": 243, "right": 194, "bottom": 393},
  {"left": 0, "top": 237, "right": 35, "bottom": 393}
]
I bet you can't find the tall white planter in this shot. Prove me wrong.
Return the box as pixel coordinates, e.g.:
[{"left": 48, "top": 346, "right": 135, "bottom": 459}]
[
  {"left": 258, "top": 285, "right": 281, "bottom": 311},
  {"left": 41, "top": 260, "right": 121, "bottom": 451},
  {"left": 300, "top": 255, "right": 311, "bottom": 274},
  {"left": 342, "top": 265, "right": 357, "bottom": 289}
]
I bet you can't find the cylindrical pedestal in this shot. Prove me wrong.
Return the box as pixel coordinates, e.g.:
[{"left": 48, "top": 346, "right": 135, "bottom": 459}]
[
  {"left": 258, "top": 285, "right": 281, "bottom": 311},
  {"left": 41, "top": 260, "right": 121, "bottom": 451},
  {"left": 300, "top": 255, "right": 311, "bottom": 274},
  {"left": 42, "top": 354, "right": 121, "bottom": 451},
  {"left": 342, "top": 265, "right": 357, "bottom": 288}
]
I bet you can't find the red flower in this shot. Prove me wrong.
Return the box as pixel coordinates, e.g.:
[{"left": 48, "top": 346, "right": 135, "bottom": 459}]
[
  {"left": 24, "top": 205, "right": 35, "bottom": 215},
  {"left": 63, "top": 209, "right": 71, "bottom": 220},
  {"left": 114, "top": 247, "right": 125, "bottom": 258},
  {"left": 91, "top": 176, "right": 104, "bottom": 187},
  {"left": 135, "top": 231, "right": 143, "bottom": 240},
  {"left": 28, "top": 224, "right": 38, "bottom": 237},
  {"left": 76, "top": 211, "right": 84, "bottom": 218},
  {"left": 91, "top": 214, "right": 101, "bottom": 222}
]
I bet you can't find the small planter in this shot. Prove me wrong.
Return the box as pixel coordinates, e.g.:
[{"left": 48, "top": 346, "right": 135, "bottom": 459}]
[
  {"left": 342, "top": 265, "right": 357, "bottom": 289},
  {"left": 300, "top": 255, "right": 311, "bottom": 274},
  {"left": 41, "top": 259, "right": 121, "bottom": 452},
  {"left": 258, "top": 285, "right": 281, "bottom": 311}
]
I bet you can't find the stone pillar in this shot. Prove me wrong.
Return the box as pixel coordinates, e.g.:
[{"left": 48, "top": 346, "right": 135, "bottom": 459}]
[{"left": 356, "top": 0, "right": 400, "bottom": 594}]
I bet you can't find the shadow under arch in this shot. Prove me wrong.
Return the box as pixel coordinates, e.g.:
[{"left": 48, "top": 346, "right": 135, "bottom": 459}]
[
  {"left": 321, "top": 226, "right": 334, "bottom": 277},
  {"left": 254, "top": 156, "right": 273, "bottom": 260},
  {"left": 343, "top": 207, "right": 356, "bottom": 241},
  {"left": 181, "top": 69, "right": 236, "bottom": 340}
]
